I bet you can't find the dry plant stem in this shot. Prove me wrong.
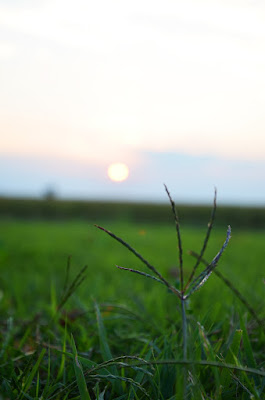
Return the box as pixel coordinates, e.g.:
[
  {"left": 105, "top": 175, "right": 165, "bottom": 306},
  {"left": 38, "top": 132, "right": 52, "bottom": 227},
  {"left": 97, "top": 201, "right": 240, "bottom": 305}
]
[
  {"left": 95, "top": 224, "right": 182, "bottom": 298},
  {"left": 189, "top": 250, "right": 263, "bottom": 326},
  {"left": 184, "top": 188, "right": 217, "bottom": 291},
  {"left": 164, "top": 185, "right": 184, "bottom": 293}
]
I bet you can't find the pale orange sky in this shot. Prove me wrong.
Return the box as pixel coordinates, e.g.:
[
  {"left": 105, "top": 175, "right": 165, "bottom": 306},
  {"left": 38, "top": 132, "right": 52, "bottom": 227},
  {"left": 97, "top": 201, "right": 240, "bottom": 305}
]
[
  {"left": 0, "top": 0, "right": 265, "bottom": 203},
  {"left": 1, "top": 0, "right": 265, "bottom": 161}
]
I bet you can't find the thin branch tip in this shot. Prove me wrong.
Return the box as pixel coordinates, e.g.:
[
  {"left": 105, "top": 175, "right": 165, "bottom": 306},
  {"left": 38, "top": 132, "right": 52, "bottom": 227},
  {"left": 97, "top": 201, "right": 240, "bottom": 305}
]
[
  {"left": 164, "top": 184, "right": 174, "bottom": 203},
  {"left": 94, "top": 224, "right": 103, "bottom": 229}
]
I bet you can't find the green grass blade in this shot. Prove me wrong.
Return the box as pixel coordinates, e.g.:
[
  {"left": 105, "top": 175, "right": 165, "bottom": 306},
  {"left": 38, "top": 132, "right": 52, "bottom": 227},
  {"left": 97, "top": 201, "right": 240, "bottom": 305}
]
[
  {"left": 118, "top": 359, "right": 265, "bottom": 378},
  {"left": 95, "top": 302, "right": 114, "bottom": 363},
  {"left": 185, "top": 188, "right": 217, "bottom": 291},
  {"left": 95, "top": 224, "right": 181, "bottom": 298},
  {"left": 56, "top": 324, "right": 68, "bottom": 382},
  {"left": 21, "top": 348, "right": 46, "bottom": 395},
  {"left": 0, "top": 317, "right": 13, "bottom": 359},
  {"left": 189, "top": 250, "right": 263, "bottom": 326},
  {"left": 240, "top": 315, "right": 256, "bottom": 369},
  {"left": 116, "top": 265, "right": 165, "bottom": 286},
  {"left": 70, "top": 334, "right": 91, "bottom": 400},
  {"left": 95, "top": 301, "right": 122, "bottom": 394},
  {"left": 197, "top": 322, "right": 221, "bottom": 394},
  {"left": 164, "top": 184, "right": 184, "bottom": 293},
  {"left": 220, "top": 329, "right": 243, "bottom": 389},
  {"left": 50, "top": 280, "right": 57, "bottom": 317},
  {"left": 128, "top": 350, "right": 152, "bottom": 399},
  {"left": 89, "top": 374, "right": 151, "bottom": 399},
  {"left": 17, "top": 326, "right": 31, "bottom": 351},
  {"left": 35, "top": 371, "right": 40, "bottom": 398},
  {"left": 184, "top": 226, "right": 231, "bottom": 299}
]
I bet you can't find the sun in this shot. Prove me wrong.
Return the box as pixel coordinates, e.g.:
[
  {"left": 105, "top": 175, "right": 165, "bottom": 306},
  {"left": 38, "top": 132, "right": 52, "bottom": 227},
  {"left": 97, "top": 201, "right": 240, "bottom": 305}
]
[{"left": 107, "top": 162, "right": 129, "bottom": 182}]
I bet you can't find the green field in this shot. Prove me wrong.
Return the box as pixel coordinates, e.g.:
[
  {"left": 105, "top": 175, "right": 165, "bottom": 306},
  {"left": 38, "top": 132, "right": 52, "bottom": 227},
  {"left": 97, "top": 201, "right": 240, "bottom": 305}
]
[{"left": 0, "top": 205, "right": 265, "bottom": 398}]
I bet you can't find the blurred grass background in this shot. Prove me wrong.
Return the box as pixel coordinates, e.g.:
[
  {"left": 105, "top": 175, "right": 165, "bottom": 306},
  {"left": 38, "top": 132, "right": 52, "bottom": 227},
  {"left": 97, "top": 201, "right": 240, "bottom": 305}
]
[
  {"left": 0, "top": 197, "right": 264, "bottom": 329},
  {"left": 0, "top": 196, "right": 265, "bottom": 229}
]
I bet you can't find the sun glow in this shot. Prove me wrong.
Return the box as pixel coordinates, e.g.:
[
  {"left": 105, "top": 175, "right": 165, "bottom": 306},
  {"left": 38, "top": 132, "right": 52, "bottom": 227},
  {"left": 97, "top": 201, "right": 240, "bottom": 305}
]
[{"left": 107, "top": 163, "right": 129, "bottom": 182}]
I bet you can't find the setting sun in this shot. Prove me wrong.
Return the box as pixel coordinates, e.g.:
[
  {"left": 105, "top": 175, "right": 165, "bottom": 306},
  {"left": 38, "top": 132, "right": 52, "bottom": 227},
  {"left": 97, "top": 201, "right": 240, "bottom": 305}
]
[{"left": 107, "top": 163, "right": 129, "bottom": 182}]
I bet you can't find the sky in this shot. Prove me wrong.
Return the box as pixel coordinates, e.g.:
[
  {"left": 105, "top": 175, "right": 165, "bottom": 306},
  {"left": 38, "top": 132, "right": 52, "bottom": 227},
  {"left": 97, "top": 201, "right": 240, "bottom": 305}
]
[{"left": 0, "top": 0, "right": 265, "bottom": 204}]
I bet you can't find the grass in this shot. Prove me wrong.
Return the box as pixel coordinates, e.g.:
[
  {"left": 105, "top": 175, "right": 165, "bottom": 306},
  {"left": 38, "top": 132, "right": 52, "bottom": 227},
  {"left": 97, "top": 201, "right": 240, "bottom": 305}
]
[{"left": 0, "top": 200, "right": 265, "bottom": 398}]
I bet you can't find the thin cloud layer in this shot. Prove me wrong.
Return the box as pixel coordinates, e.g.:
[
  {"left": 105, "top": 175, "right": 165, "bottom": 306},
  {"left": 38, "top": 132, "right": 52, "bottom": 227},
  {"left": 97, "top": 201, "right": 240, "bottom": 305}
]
[
  {"left": 1, "top": 151, "right": 264, "bottom": 205},
  {"left": 1, "top": 0, "right": 265, "bottom": 160}
]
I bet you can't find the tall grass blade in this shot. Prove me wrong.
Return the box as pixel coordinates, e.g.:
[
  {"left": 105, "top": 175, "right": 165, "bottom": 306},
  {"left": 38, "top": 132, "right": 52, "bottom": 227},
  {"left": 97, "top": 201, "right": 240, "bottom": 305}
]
[
  {"left": 95, "top": 302, "right": 115, "bottom": 363},
  {"left": 57, "top": 264, "right": 88, "bottom": 313},
  {"left": 35, "top": 371, "right": 40, "bottom": 398},
  {"left": 118, "top": 359, "right": 265, "bottom": 377},
  {"left": 95, "top": 224, "right": 181, "bottom": 297},
  {"left": 70, "top": 334, "right": 91, "bottom": 400},
  {"left": 220, "top": 329, "right": 243, "bottom": 389},
  {"left": 20, "top": 348, "right": 46, "bottom": 397},
  {"left": 0, "top": 317, "right": 13, "bottom": 359},
  {"left": 197, "top": 322, "right": 221, "bottom": 395},
  {"left": 42, "top": 346, "right": 51, "bottom": 398},
  {"left": 184, "top": 226, "right": 231, "bottom": 299},
  {"left": 185, "top": 188, "right": 217, "bottom": 290},
  {"left": 164, "top": 184, "right": 184, "bottom": 293},
  {"left": 94, "top": 301, "right": 122, "bottom": 393},
  {"left": 116, "top": 265, "right": 165, "bottom": 285},
  {"left": 63, "top": 255, "right": 71, "bottom": 293},
  {"left": 189, "top": 251, "right": 263, "bottom": 326},
  {"left": 240, "top": 315, "right": 256, "bottom": 369},
  {"left": 128, "top": 350, "right": 152, "bottom": 400},
  {"left": 87, "top": 355, "right": 153, "bottom": 376},
  {"left": 88, "top": 374, "right": 151, "bottom": 399},
  {"left": 56, "top": 323, "right": 68, "bottom": 382},
  {"left": 240, "top": 313, "right": 261, "bottom": 391},
  {"left": 230, "top": 373, "right": 260, "bottom": 400},
  {"left": 50, "top": 280, "right": 57, "bottom": 317}
]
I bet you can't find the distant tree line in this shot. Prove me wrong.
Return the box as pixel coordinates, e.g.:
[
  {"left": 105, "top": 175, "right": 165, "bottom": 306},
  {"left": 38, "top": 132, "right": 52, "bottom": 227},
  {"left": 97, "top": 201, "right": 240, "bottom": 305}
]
[{"left": 0, "top": 197, "right": 264, "bottom": 230}]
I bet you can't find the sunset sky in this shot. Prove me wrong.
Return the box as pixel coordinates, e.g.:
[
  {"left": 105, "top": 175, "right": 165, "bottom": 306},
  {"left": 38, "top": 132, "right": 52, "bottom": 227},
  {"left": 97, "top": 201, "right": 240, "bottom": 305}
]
[{"left": 1, "top": 0, "right": 265, "bottom": 204}]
